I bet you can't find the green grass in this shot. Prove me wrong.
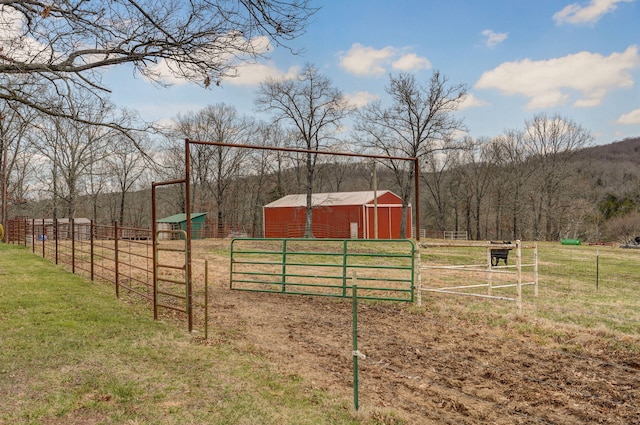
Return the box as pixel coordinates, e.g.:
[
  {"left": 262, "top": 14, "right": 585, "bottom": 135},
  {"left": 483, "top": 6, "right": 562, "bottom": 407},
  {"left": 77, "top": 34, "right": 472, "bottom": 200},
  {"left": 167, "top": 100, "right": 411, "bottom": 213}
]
[
  {"left": 0, "top": 244, "right": 370, "bottom": 425},
  {"left": 533, "top": 242, "right": 640, "bottom": 334},
  {"left": 420, "top": 240, "right": 640, "bottom": 336}
]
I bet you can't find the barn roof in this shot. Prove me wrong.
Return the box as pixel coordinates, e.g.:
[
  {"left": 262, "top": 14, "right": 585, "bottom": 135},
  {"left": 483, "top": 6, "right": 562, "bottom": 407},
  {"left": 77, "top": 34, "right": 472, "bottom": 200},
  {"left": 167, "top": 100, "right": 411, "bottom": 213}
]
[
  {"left": 157, "top": 212, "right": 207, "bottom": 224},
  {"left": 41, "top": 217, "right": 91, "bottom": 224},
  {"left": 264, "top": 190, "right": 397, "bottom": 208}
]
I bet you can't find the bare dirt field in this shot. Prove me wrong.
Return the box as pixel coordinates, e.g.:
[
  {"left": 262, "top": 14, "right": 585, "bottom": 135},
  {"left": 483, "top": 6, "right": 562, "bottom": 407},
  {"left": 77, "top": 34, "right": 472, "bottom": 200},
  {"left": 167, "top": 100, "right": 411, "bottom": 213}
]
[{"left": 185, "top": 241, "right": 640, "bottom": 425}]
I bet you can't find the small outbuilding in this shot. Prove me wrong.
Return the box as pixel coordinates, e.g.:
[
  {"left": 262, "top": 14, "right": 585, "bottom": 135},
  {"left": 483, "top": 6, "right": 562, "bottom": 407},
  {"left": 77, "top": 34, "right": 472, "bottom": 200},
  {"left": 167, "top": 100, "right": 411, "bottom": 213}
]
[
  {"left": 263, "top": 190, "right": 411, "bottom": 239},
  {"left": 39, "top": 217, "right": 92, "bottom": 240},
  {"left": 157, "top": 213, "right": 207, "bottom": 240}
]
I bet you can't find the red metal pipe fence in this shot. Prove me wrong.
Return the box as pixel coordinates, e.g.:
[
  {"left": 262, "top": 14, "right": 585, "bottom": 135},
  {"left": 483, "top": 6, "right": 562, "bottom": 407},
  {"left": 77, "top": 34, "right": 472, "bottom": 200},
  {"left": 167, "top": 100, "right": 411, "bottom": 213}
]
[{"left": 5, "top": 217, "right": 155, "bottom": 310}]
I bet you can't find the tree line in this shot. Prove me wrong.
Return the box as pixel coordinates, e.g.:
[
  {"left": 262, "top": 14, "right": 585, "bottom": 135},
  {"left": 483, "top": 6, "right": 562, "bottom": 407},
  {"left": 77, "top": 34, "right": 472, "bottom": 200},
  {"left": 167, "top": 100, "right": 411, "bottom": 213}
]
[{"left": 2, "top": 86, "right": 604, "bottom": 242}]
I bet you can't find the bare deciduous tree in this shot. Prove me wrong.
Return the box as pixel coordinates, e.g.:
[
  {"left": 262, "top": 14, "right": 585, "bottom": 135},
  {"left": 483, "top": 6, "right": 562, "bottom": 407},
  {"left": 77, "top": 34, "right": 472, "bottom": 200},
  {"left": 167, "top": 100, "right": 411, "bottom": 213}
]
[
  {"left": 0, "top": 99, "right": 33, "bottom": 233},
  {"left": 523, "top": 113, "right": 593, "bottom": 240},
  {"left": 256, "top": 63, "right": 351, "bottom": 238},
  {"left": 461, "top": 137, "right": 494, "bottom": 240},
  {"left": 173, "top": 103, "right": 252, "bottom": 236},
  {"left": 30, "top": 97, "right": 119, "bottom": 218},
  {"left": 490, "top": 129, "right": 530, "bottom": 240},
  {"left": 105, "top": 134, "right": 152, "bottom": 225},
  {"left": 355, "top": 71, "right": 467, "bottom": 237}
]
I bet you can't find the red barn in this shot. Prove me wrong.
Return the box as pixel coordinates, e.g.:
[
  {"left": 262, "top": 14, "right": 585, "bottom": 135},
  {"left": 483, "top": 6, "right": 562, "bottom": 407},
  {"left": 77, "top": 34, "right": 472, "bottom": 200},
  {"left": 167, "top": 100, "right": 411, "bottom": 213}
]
[{"left": 263, "top": 190, "right": 412, "bottom": 239}]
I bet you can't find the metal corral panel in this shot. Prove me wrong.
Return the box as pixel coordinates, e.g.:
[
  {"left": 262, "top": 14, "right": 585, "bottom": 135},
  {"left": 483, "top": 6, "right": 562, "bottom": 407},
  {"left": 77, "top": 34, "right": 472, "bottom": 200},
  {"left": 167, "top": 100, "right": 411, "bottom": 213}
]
[{"left": 230, "top": 238, "right": 416, "bottom": 302}]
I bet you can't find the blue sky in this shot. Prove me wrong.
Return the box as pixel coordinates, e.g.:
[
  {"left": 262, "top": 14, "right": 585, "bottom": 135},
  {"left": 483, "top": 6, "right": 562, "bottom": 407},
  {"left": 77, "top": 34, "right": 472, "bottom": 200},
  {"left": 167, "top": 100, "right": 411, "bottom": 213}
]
[{"left": 106, "top": 0, "right": 640, "bottom": 146}]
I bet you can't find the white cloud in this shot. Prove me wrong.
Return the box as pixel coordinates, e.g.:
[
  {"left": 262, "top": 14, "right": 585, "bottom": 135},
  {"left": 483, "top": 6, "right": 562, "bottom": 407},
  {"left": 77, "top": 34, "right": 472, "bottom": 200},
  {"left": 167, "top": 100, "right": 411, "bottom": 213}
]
[
  {"left": 481, "top": 29, "right": 508, "bottom": 48},
  {"left": 553, "top": 0, "right": 633, "bottom": 25},
  {"left": 339, "top": 43, "right": 395, "bottom": 77},
  {"left": 225, "top": 62, "right": 299, "bottom": 86},
  {"left": 345, "top": 91, "right": 379, "bottom": 108},
  {"left": 615, "top": 109, "right": 640, "bottom": 125},
  {"left": 339, "top": 43, "right": 431, "bottom": 77},
  {"left": 392, "top": 53, "right": 431, "bottom": 71},
  {"left": 458, "top": 93, "right": 490, "bottom": 110},
  {"left": 475, "top": 45, "right": 640, "bottom": 109}
]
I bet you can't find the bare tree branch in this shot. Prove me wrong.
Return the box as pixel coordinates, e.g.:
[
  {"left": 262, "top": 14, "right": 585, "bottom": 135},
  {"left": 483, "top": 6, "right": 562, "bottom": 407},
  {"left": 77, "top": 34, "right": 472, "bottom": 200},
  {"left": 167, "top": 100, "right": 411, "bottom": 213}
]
[{"left": 0, "top": 0, "right": 316, "bottom": 123}]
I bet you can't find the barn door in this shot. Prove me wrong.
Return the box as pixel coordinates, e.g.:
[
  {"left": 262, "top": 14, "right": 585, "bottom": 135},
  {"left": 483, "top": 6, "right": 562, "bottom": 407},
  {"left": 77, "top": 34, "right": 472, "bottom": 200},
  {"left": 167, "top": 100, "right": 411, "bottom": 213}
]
[{"left": 350, "top": 222, "right": 358, "bottom": 239}]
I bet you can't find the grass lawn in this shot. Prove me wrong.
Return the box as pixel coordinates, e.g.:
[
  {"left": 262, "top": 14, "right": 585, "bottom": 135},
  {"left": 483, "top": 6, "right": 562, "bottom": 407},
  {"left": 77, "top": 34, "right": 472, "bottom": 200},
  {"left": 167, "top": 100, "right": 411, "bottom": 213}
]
[
  {"left": 0, "top": 244, "right": 364, "bottom": 425},
  {"left": 420, "top": 240, "right": 640, "bottom": 335}
]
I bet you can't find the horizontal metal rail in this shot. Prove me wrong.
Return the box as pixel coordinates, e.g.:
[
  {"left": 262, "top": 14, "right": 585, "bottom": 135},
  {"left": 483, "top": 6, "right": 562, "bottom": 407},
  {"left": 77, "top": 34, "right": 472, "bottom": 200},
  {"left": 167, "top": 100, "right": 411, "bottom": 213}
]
[
  {"left": 154, "top": 229, "right": 189, "bottom": 326},
  {"left": 157, "top": 276, "right": 188, "bottom": 285},
  {"left": 422, "top": 265, "right": 518, "bottom": 275},
  {"left": 157, "top": 263, "right": 186, "bottom": 270},
  {"left": 425, "top": 289, "right": 517, "bottom": 302},
  {"left": 157, "top": 303, "right": 187, "bottom": 313},
  {"left": 118, "top": 283, "right": 153, "bottom": 301},
  {"left": 157, "top": 247, "right": 188, "bottom": 252},
  {"left": 231, "top": 286, "right": 412, "bottom": 302}
]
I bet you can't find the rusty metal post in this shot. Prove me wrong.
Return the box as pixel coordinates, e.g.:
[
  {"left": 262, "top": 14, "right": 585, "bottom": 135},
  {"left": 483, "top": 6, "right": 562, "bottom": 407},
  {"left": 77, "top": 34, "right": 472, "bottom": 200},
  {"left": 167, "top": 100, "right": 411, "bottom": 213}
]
[
  {"left": 151, "top": 184, "right": 157, "bottom": 320},
  {"left": 55, "top": 218, "right": 59, "bottom": 264},
  {"left": 487, "top": 246, "right": 493, "bottom": 296},
  {"left": 71, "top": 218, "right": 75, "bottom": 273},
  {"left": 516, "top": 240, "right": 522, "bottom": 311},
  {"left": 534, "top": 243, "right": 539, "bottom": 297},
  {"left": 90, "top": 220, "right": 94, "bottom": 281},
  {"left": 114, "top": 221, "right": 120, "bottom": 298},
  {"left": 184, "top": 139, "right": 193, "bottom": 332},
  {"left": 41, "top": 218, "right": 45, "bottom": 258}
]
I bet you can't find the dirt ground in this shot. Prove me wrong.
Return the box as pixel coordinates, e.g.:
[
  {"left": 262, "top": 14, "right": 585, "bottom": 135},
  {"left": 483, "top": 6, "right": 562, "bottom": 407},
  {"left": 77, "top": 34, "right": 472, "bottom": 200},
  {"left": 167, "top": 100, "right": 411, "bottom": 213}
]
[{"left": 182, "top": 241, "right": 640, "bottom": 425}]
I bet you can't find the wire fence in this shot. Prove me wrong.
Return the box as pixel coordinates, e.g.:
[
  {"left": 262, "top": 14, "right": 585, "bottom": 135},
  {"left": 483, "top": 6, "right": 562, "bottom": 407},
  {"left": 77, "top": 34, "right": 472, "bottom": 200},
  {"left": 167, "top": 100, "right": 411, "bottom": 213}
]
[
  {"left": 419, "top": 240, "right": 640, "bottom": 334},
  {"left": 533, "top": 243, "right": 639, "bottom": 333}
]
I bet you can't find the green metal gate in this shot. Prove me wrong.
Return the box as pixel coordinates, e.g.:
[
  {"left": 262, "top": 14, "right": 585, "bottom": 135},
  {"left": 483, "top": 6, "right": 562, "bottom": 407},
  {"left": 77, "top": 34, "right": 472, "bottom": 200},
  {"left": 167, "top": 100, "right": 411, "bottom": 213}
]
[{"left": 230, "top": 238, "right": 415, "bottom": 302}]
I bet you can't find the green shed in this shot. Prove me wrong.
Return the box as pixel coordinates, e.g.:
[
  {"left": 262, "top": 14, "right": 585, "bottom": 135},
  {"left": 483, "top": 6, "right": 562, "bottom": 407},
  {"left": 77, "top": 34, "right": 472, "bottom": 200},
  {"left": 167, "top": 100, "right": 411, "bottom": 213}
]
[
  {"left": 561, "top": 238, "right": 581, "bottom": 246},
  {"left": 157, "top": 213, "right": 207, "bottom": 240}
]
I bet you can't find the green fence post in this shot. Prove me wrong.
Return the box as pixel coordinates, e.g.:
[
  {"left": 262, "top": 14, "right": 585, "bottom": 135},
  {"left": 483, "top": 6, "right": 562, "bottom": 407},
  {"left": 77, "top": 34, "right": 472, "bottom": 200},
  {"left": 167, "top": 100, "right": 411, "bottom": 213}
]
[
  {"left": 282, "top": 239, "right": 287, "bottom": 292},
  {"left": 352, "top": 279, "right": 359, "bottom": 411},
  {"left": 342, "top": 240, "right": 348, "bottom": 297},
  {"left": 205, "top": 259, "right": 209, "bottom": 340}
]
